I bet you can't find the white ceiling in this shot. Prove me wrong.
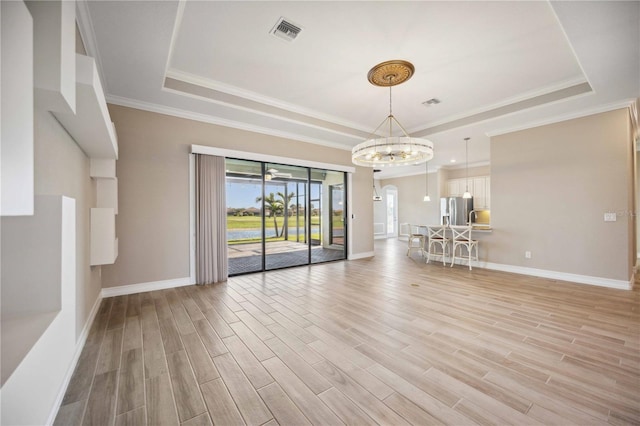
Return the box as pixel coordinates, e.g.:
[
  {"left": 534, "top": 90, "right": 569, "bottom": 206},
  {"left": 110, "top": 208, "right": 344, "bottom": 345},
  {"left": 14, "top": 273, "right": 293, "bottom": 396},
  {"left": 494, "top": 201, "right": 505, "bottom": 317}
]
[{"left": 79, "top": 1, "right": 639, "bottom": 179}]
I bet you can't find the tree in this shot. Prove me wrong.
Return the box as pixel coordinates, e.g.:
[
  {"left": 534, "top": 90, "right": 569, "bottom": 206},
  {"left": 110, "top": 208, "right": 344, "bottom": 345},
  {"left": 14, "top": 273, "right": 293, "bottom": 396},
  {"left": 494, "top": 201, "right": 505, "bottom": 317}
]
[
  {"left": 256, "top": 193, "right": 283, "bottom": 238},
  {"left": 278, "top": 191, "right": 296, "bottom": 239},
  {"left": 255, "top": 191, "right": 296, "bottom": 239}
]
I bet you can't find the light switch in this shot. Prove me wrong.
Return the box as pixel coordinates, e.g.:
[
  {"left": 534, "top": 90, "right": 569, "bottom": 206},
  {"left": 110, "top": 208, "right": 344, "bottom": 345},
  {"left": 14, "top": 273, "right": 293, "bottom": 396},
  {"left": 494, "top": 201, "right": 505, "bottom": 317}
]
[{"left": 604, "top": 212, "right": 617, "bottom": 222}]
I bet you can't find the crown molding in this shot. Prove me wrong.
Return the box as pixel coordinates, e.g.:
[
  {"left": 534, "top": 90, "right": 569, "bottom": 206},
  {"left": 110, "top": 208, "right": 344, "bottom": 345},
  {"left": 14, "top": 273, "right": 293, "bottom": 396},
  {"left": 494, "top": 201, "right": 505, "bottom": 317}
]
[
  {"left": 165, "top": 69, "right": 372, "bottom": 134},
  {"left": 486, "top": 98, "right": 637, "bottom": 137},
  {"left": 408, "top": 77, "right": 590, "bottom": 135},
  {"left": 439, "top": 160, "right": 491, "bottom": 170},
  {"left": 160, "top": 84, "right": 366, "bottom": 142},
  {"left": 106, "top": 95, "right": 353, "bottom": 152}
]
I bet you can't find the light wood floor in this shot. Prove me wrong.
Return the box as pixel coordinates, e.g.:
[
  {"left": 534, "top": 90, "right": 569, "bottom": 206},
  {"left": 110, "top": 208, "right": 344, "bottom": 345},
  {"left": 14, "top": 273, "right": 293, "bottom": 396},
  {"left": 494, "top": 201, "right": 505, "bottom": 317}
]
[{"left": 56, "top": 238, "right": 640, "bottom": 425}]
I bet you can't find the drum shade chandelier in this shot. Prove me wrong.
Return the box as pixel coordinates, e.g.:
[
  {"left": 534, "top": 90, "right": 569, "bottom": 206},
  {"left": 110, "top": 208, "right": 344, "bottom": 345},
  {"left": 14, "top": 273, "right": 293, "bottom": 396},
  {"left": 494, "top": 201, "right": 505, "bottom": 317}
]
[{"left": 352, "top": 60, "right": 434, "bottom": 168}]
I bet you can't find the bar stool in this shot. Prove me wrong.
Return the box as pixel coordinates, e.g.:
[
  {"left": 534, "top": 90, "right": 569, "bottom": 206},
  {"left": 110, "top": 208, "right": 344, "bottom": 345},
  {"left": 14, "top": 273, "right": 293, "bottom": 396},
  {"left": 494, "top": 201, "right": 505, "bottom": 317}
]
[
  {"left": 406, "top": 224, "right": 426, "bottom": 257},
  {"left": 450, "top": 225, "right": 478, "bottom": 270},
  {"left": 426, "top": 225, "right": 449, "bottom": 265}
]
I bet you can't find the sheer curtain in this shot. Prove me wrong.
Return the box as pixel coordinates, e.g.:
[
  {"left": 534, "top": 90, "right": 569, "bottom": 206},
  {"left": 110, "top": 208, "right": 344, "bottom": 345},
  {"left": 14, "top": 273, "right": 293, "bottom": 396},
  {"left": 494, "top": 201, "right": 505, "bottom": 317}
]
[{"left": 195, "top": 154, "right": 228, "bottom": 284}]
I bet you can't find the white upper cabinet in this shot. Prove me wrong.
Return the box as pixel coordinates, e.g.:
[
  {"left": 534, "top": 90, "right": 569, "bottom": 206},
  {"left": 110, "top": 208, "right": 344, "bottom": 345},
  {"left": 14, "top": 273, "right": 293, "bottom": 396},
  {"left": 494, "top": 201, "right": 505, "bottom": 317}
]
[
  {"left": 472, "top": 177, "right": 490, "bottom": 209},
  {"left": 1, "top": 0, "right": 34, "bottom": 216},
  {"left": 447, "top": 179, "right": 462, "bottom": 197},
  {"left": 447, "top": 176, "right": 490, "bottom": 209},
  {"left": 26, "top": 0, "right": 76, "bottom": 114}
]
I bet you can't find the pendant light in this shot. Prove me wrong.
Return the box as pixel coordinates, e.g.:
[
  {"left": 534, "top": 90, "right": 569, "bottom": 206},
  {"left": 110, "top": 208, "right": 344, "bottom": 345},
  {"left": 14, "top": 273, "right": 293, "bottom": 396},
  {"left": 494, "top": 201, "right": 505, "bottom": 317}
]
[
  {"left": 462, "top": 137, "right": 472, "bottom": 199},
  {"left": 423, "top": 161, "right": 431, "bottom": 202},
  {"left": 373, "top": 169, "right": 382, "bottom": 201},
  {"left": 351, "top": 60, "right": 434, "bottom": 168}
]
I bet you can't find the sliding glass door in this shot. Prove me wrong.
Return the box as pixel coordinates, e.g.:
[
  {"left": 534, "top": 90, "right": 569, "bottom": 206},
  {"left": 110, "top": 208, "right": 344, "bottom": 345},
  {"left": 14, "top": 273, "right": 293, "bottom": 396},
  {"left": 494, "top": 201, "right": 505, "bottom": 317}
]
[
  {"left": 264, "top": 163, "right": 309, "bottom": 271},
  {"left": 225, "top": 159, "right": 346, "bottom": 275},
  {"left": 330, "top": 184, "right": 345, "bottom": 246},
  {"left": 225, "top": 159, "right": 264, "bottom": 275},
  {"left": 312, "top": 169, "right": 346, "bottom": 264}
]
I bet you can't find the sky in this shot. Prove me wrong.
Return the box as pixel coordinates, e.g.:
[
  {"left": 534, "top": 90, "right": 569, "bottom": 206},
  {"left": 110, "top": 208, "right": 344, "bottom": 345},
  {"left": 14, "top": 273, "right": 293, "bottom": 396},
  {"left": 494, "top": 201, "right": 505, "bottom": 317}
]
[{"left": 226, "top": 181, "right": 329, "bottom": 210}]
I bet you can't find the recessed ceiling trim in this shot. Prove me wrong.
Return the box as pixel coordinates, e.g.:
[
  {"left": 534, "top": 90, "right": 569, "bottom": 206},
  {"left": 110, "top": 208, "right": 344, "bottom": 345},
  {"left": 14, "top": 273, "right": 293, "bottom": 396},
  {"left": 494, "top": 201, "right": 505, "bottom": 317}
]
[
  {"left": 411, "top": 81, "right": 593, "bottom": 137},
  {"left": 410, "top": 76, "right": 590, "bottom": 134},
  {"left": 75, "top": 0, "right": 107, "bottom": 91},
  {"left": 165, "top": 69, "right": 373, "bottom": 134},
  {"left": 486, "top": 98, "right": 637, "bottom": 137},
  {"left": 162, "top": 0, "right": 187, "bottom": 82},
  {"left": 106, "top": 94, "right": 354, "bottom": 151},
  {"left": 163, "top": 75, "right": 371, "bottom": 142}
]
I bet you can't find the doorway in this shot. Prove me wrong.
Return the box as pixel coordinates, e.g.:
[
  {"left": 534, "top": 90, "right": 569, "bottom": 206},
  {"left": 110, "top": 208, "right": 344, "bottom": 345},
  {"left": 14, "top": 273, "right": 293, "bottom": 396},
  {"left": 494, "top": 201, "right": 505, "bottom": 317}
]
[
  {"left": 225, "top": 158, "right": 347, "bottom": 275},
  {"left": 329, "top": 183, "right": 344, "bottom": 246},
  {"left": 384, "top": 186, "right": 398, "bottom": 238}
]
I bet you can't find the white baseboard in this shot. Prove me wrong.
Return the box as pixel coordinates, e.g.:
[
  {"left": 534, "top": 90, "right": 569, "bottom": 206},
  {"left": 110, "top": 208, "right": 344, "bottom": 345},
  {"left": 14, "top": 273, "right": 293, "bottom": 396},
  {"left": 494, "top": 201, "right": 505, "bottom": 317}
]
[
  {"left": 349, "top": 251, "right": 375, "bottom": 260},
  {"left": 479, "top": 261, "right": 633, "bottom": 290},
  {"left": 46, "top": 293, "right": 103, "bottom": 425},
  {"left": 101, "top": 277, "right": 195, "bottom": 298}
]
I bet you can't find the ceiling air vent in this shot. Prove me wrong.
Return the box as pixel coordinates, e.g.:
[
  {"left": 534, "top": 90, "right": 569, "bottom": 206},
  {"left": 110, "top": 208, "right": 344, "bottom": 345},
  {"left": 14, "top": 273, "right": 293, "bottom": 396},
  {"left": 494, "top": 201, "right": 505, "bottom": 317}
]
[
  {"left": 422, "top": 98, "right": 441, "bottom": 106},
  {"left": 271, "top": 17, "right": 302, "bottom": 42}
]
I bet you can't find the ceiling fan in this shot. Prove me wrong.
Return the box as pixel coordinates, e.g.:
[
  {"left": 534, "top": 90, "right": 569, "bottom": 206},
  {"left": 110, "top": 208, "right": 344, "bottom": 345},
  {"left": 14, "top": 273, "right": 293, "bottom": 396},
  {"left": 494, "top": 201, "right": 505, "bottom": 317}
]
[{"left": 265, "top": 168, "right": 292, "bottom": 181}]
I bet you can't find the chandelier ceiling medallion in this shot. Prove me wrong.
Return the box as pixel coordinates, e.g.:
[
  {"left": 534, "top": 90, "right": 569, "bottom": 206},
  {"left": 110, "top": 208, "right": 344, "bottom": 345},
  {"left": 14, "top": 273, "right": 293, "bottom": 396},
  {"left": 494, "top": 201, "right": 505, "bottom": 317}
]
[{"left": 351, "top": 60, "right": 434, "bottom": 167}]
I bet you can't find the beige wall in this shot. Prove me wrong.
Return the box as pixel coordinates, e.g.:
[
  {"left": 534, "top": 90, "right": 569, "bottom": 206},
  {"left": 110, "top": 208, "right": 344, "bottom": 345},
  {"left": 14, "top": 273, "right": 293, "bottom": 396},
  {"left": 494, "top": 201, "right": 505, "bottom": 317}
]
[
  {"left": 102, "top": 105, "right": 374, "bottom": 288},
  {"left": 490, "top": 109, "right": 634, "bottom": 282},
  {"left": 636, "top": 149, "right": 639, "bottom": 260},
  {"left": 351, "top": 167, "right": 375, "bottom": 254},
  {"left": 381, "top": 171, "right": 441, "bottom": 228},
  {"left": 33, "top": 107, "right": 100, "bottom": 338}
]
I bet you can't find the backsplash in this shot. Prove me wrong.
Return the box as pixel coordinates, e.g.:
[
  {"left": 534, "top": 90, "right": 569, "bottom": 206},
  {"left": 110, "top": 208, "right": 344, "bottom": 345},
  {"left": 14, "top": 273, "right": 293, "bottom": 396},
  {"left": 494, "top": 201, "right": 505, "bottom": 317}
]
[{"left": 474, "top": 210, "right": 491, "bottom": 224}]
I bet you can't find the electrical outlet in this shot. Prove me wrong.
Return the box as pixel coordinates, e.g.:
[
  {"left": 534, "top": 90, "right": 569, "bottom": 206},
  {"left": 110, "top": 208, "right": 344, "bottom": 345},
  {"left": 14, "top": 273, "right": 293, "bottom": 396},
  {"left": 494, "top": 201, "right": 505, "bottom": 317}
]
[
  {"left": 604, "top": 212, "right": 617, "bottom": 222},
  {"left": 525, "top": 251, "right": 532, "bottom": 259}
]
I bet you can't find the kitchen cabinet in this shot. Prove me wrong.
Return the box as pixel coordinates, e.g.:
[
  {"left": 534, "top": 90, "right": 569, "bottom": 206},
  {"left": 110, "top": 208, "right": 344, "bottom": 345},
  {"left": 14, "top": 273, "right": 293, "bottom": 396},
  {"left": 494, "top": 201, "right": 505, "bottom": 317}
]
[
  {"left": 472, "top": 177, "right": 490, "bottom": 209},
  {"left": 446, "top": 176, "right": 490, "bottom": 209},
  {"left": 447, "top": 179, "right": 462, "bottom": 197}
]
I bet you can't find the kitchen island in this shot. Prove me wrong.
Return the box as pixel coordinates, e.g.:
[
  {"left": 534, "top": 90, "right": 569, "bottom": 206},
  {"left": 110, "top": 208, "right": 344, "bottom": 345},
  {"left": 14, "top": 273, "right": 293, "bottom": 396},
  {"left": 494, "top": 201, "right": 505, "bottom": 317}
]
[{"left": 417, "top": 224, "right": 493, "bottom": 267}]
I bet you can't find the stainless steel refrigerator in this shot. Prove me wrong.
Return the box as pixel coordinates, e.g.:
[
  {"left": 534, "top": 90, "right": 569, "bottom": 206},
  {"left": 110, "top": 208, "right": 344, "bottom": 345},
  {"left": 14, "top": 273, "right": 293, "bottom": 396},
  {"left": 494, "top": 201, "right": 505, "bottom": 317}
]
[{"left": 440, "top": 197, "right": 474, "bottom": 226}]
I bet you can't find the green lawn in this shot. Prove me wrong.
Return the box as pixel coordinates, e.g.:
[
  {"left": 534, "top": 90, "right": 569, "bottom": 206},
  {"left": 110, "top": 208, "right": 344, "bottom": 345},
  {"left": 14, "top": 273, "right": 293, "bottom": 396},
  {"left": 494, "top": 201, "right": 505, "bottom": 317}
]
[
  {"left": 226, "top": 214, "right": 342, "bottom": 245},
  {"left": 227, "top": 216, "right": 303, "bottom": 229},
  {"left": 227, "top": 215, "right": 342, "bottom": 229}
]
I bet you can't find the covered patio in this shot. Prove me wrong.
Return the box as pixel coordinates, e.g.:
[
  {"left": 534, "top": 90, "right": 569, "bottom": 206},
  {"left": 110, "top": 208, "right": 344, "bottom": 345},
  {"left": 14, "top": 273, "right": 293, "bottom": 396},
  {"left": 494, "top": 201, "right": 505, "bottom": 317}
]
[{"left": 228, "top": 241, "right": 345, "bottom": 275}]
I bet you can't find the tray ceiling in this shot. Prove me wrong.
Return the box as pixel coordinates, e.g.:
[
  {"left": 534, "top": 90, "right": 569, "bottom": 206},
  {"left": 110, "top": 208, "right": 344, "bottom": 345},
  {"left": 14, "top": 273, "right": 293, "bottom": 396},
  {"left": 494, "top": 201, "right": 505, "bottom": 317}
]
[{"left": 80, "top": 0, "right": 639, "bottom": 178}]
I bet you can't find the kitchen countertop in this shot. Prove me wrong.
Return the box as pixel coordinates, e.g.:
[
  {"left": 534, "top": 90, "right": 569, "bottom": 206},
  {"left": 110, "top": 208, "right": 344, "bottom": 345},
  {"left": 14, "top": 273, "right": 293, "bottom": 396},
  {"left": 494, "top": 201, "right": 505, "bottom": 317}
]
[{"left": 416, "top": 225, "right": 492, "bottom": 233}]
